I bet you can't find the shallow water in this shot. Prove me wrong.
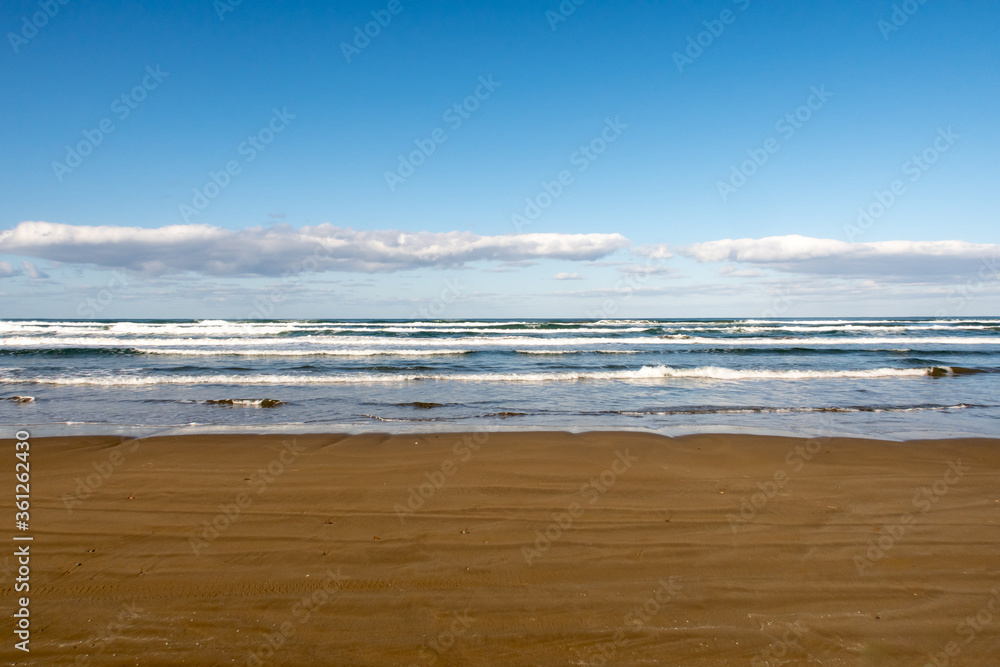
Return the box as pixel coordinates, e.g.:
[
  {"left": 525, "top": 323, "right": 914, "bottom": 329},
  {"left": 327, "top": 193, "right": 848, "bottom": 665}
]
[{"left": 1, "top": 317, "right": 998, "bottom": 438}]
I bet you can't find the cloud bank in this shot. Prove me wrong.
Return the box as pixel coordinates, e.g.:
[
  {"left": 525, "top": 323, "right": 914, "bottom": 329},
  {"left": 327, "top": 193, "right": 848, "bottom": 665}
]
[
  {"left": 680, "top": 235, "right": 999, "bottom": 277},
  {"left": 5, "top": 224, "right": 995, "bottom": 286},
  {"left": 0, "top": 222, "right": 629, "bottom": 276}
]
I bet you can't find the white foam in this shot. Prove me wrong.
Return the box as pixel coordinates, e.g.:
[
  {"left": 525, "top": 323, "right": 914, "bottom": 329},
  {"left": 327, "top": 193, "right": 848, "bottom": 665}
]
[
  {"left": 1, "top": 334, "right": 996, "bottom": 349},
  {"left": 136, "top": 348, "right": 472, "bottom": 357},
  {"left": 595, "top": 319, "right": 661, "bottom": 325},
  {"left": 514, "top": 349, "right": 640, "bottom": 355},
  {"left": 1, "top": 365, "right": 933, "bottom": 386}
]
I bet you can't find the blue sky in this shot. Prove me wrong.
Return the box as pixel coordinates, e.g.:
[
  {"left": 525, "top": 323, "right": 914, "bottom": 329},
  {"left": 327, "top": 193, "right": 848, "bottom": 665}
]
[{"left": 1, "top": 0, "right": 998, "bottom": 318}]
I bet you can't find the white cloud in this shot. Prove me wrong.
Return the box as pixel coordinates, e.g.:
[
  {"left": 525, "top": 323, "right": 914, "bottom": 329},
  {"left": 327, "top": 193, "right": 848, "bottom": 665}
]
[
  {"left": 553, "top": 272, "right": 583, "bottom": 280},
  {"left": 21, "top": 260, "right": 48, "bottom": 280},
  {"left": 718, "top": 266, "right": 768, "bottom": 278},
  {"left": 0, "top": 260, "right": 48, "bottom": 280},
  {"left": 0, "top": 222, "right": 629, "bottom": 276},
  {"left": 620, "top": 264, "right": 681, "bottom": 278},
  {"left": 632, "top": 243, "right": 673, "bottom": 259},
  {"left": 681, "top": 235, "right": 1000, "bottom": 277},
  {"left": 555, "top": 283, "right": 747, "bottom": 299}
]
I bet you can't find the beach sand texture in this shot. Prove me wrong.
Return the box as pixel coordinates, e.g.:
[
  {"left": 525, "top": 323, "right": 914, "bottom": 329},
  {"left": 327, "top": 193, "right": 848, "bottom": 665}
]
[{"left": 3, "top": 431, "right": 999, "bottom": 665}]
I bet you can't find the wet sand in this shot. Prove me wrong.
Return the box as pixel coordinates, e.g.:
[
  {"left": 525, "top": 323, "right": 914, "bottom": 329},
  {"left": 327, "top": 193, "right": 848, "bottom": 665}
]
[{"left": 3, "top": 430, "right": 1000, "bottom": 665}]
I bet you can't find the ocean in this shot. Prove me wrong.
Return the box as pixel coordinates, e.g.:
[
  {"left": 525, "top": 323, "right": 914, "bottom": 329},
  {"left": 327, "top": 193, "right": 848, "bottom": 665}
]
[{"left": 1, "top": 317, "right": 998, "bottom": 439}]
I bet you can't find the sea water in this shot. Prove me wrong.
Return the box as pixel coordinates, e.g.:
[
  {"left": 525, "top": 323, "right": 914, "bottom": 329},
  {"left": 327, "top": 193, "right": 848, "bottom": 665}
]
[{"left": 1, "top": 318, "right": 998, "bottom": 438}]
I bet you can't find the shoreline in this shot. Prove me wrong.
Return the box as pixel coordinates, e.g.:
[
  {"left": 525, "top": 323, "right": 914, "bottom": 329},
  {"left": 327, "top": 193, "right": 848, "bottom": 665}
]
[
  {"left": 4, "top": 430, "right": 1000, "bottom": 664},
  {"left": 10, "top": 421, "right": 1000, "bottom": 441},
  {"left": 5, "top": 316, "right": 998, "bottom": 444}
]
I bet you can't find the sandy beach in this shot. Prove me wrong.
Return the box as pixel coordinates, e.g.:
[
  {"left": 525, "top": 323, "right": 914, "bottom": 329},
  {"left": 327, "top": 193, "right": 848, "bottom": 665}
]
[{"left": 4, "top": 430, "right": 1000, "bottom": 665}]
